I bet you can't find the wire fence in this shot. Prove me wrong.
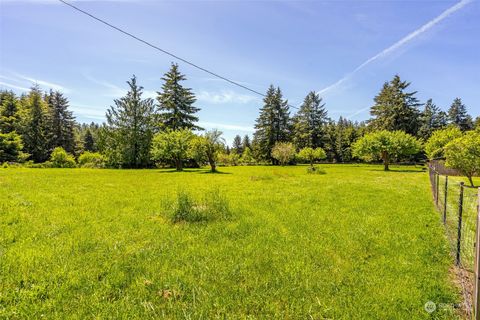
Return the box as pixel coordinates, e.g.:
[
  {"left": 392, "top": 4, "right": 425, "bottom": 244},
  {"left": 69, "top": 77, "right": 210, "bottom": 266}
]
[{"left": 429, "top": 164, "right": 480, "bottom": 317}]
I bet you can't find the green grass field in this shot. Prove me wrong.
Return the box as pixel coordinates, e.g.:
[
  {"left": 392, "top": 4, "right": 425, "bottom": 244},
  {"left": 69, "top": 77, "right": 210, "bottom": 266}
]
[{"left": 0, "top": 165, "right": 460, "bottom": 319}]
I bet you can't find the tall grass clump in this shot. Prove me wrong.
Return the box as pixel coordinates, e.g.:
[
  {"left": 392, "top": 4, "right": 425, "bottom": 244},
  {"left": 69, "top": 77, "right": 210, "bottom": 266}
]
[{"left": 170, "top": 188, "right": 231, "bottom": 223}]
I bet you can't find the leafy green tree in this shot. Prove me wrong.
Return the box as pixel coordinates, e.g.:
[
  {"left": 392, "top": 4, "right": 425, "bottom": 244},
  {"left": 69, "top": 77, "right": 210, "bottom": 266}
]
[
  {"left": 151, "top": 129, "right": 193, "bottom": 171},
  {"left": 352, "top": 130, "right": 421, "bottom": 171},
  {"left": 78, "top": 151, "right": 106, "bottom": 168},
  {"left": 292, "top": 91, "right": 328, "bottom": 149},
  {"left": 232, "top": 134, "right": 243, "bottom": 154},
  {"left": 297, "top": 147, "right": 326, "bottom": 168},
  {"left": 22, "top": 86, "right": 50, "bottom": 162},
  {"left": 190, "top": 129, "right": 224, "bottom": 172},
  {"left": 105, "top": 76, "right": 155, "bottom": 168},
  {"left": 271, "top": 142, "right": 296, "bottom": 166},
  {"left": 448, "top": 98, "right": 473, "bottom": 131},
  {"left": 424, "top": 127, "right": 463, "bottom": 159},
  {"left": 0, "top": 91, "right": 20, "bottom": 133},
  {"left": 369, "top": 75, "right": 421, "bottom": 135},
  {"left": 0, "top": 132, "right": 24, "bottom": 163},
  {"left": 474, "top": 116, "right": 480, "bottom": 130},
  {"left": 45, "top": 90, "right": 76, "bottom": 153},
  {"left": 418, "top": 99, "right": 447, "bottom": 140},
  {"left": 240, "top": 146, "right": 254, "bottom": 165},
  {"left": 445, "top": 131, "right": 480, "bottom": 187},
  {"left": 50, "top": 147, "right": 76, "bottom": 168},
  {"left": 156, "top": 63, "right": 202, "bottom": 131},
  {"left": 253, "top": 86, "right": 290, "bottom": 163}
]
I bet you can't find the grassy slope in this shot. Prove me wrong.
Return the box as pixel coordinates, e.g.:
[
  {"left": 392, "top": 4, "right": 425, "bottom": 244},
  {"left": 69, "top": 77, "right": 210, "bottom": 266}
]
[{"left": 0, "top": 165, "right": 459, "bottom": 319}]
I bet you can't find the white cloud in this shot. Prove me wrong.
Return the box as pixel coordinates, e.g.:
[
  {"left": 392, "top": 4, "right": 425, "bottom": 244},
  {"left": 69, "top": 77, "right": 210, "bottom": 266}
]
[
  {"left": 0, "top": 81, "right": 30, "bottom": 92},
  {"left": 196, "top": 90, "right": 259, "bottom": 104},
  {"left": 12, "top": 73, "right": 70, "bottom": 93},
  {"left": 318, "top": 0, "right": 472, "bottom": 95},
  {"left": 0, "top": 73, "right": 70, "bottom": 93},
  {"left": 199, "top": 121, "right": 254, "bottom": 132}
]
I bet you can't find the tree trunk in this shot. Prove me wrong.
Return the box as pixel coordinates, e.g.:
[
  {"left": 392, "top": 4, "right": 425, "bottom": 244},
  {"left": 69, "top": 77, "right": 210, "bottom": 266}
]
[
  {"left": 382, "top": 151, "right": 389, "bottom": 171},
  {"left": 175, "top": 158, "right": 183, "bottom": 171},
  {"left": 468, "top": 175, "right": 475, "bottom": 187},
  {"left": 209, "top": 159, "right": 216, "bottom": 172}
]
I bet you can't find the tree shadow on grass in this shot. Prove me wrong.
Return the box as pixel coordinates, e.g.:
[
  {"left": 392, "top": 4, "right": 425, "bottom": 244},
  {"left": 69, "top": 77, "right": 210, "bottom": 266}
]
[
  {"left": 367, "top": 168, "right": 425, "bottom": 173},
  {"left": 156, "top": 168, "right": 232, "bottom": 175}
]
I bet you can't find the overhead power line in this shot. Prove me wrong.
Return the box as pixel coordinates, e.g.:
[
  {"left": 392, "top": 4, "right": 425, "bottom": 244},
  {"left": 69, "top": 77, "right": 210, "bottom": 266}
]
[{"left": 58, "top": 0, "right": 299, "bottom": 110}]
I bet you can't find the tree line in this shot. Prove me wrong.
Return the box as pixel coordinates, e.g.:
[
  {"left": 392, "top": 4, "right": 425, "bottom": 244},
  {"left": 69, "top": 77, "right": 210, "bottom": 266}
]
[{"left": 1, "top": 64, "right": 479, "bottom": 171}]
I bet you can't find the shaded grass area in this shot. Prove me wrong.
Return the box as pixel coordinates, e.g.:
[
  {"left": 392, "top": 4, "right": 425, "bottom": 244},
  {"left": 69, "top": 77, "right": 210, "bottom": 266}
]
[{"left": 0, "top": 165, "right": 459, "bottom": 318}]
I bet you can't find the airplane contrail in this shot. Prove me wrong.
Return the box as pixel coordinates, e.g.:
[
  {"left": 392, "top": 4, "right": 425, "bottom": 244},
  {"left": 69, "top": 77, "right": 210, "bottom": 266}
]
[{"left": 318, "top": 0, "right": 473, "bottom": 95}]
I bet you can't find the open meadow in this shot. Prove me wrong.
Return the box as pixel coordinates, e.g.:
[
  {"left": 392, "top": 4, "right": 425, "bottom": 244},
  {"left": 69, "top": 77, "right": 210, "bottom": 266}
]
[{"left": 0, "top": 165, "right": 460, "bottom": 319}]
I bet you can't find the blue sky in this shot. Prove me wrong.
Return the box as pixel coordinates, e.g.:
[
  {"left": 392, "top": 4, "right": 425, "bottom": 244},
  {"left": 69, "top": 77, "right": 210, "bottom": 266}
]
[{"left": 1, "top": 0, "right": 479, "bottom": 143}]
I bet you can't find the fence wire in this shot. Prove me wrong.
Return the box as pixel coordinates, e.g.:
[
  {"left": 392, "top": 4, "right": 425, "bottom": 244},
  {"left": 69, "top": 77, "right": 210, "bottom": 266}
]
[{"left": 429, "top": 165, "right": 480, "bottom": 317}]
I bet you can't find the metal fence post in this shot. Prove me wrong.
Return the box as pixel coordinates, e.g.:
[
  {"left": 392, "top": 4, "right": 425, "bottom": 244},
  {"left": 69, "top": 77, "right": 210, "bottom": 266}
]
[
  {"left": 456, "top": 182, "right": 465, "bottom": 266},
  {"left": 474, "top": 187, "right": 480, "bottom": 320},
  {"left": 443, "top": 176, "right": 448, "bottom": 224},
  {"left": 436, "top": 173, "right": 440, "bottom": 208}
]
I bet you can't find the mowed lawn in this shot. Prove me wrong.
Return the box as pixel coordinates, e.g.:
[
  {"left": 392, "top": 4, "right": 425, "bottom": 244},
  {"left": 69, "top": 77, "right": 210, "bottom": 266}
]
[{"left": 0, "top": 165, "right": 459, "bottom": 319}]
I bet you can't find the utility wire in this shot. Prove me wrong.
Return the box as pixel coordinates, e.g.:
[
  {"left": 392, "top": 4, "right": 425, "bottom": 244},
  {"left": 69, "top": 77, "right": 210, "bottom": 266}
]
[{"left": 58, "top": 0, "right": 299, "bottom": 110}]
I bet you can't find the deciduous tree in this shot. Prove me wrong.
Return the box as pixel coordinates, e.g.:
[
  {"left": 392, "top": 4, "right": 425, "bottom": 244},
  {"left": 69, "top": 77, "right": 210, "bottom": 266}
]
[{"left": 352, "top": 130, "right": 421, "bottom": 171}]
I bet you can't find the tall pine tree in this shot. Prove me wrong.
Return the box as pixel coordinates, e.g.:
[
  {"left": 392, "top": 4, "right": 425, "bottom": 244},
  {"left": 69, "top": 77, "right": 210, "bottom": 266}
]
[
  {"left": 418, "top": 99, "right": 447, "bottom": 140},
  {"left": 46, "top": 90, "right": 76, "bottom": 153},
  {"left": 0, "top": 90, "right": 20, "bottom": 134},
  {"left": 448, "top": 98, "right": 473, "bottom": 131},
  {"left": 253, "top": 85, "right": 290, "bottom": 163},
  {"left": 292, "top": 91, "right": 328, "bottom": 149},
  {"left": 369, "top": 75, "right": 421, "bottom": 135},
  {"left": 156, "top": 63, "right": 202, "bottom": 131},
  {"left": 232, "top": 134, "right": 243, "bottom": 154},
  {"left": 242, "top": 134, "right": 251, "bottom": 151},
  {"left": 105, "top": 76, "right": 155, "bottom": 168},
  {"left": 22, "top": 86, "right": 50, "bottom": 162}
]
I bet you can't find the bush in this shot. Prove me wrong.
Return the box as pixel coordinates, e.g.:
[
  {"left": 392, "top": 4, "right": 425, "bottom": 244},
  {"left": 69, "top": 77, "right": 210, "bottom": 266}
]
[
  {"left": 50, "top": 147, "right": 76, "bottom": 168},
  {"left": 78, "top": 152, "right": 106, "bottom": 168},
  {"left": 170, "top": 189, "right": 231, "bottom": 223},
  {"left": 306, "top": 166, "right": 326, "bottom": 174}
]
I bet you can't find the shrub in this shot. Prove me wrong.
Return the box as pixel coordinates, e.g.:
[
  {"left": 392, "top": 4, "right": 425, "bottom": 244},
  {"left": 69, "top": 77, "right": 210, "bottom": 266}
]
[
  {"left": 78, "top": 152, "right": 106, "bottom": 168},
  {"left": 271, "top": 142, "right": 296, "bottom": 165},
  {"left": 170, "top": 189, "right": 230, "bottom": 223},
  {"left": 50, "top": 147, "right": 76, "bottom": 168},
  {"left": 306, "top": 166, "right": 326, "bottom": 174}
]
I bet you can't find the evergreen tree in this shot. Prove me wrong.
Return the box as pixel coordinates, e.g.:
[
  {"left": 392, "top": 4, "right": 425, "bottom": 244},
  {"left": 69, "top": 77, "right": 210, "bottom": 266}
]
[
  {"left": 292, "top": 91, "right": 328, "bottom": 149},
  {"left": 0, "top": 132, "right": 24, "bottom": 163},
  {"left": 418, "top": 99, "right": 447, "bottom": 140},
  {"left": 253, "top": 85, "right": 290, "bottom": 163},
  {"left": 22, "top": 86, "right": 50, "bottom": 162},
  {"left": 232, "top": 134, "right": 243, "bottom": 154},
  {"left": 369, "top": 75, "right": 421, "bottom": 135},
  {"left": 156, "top": 63, "right": 202, "bottom": 131},
  {"left": 242, "top": 134, "right": 251, "bottom": 151},
  {"left": 334, "top": 117, "right": 358, "bottom": 162},
  {"left": 83, "top": 129, "right": 95, "bottom": 152},
  {"left": 0, "top": 91, "right": 20, "bottom": 134},
  {"left": 46, "top": 90, "right": 76, "bottom": 153},
  {"left": 105, "top": 75, "right": 155, "bottom": 168},
  {"left": 448, "top": 98, "right": 473, "bottom": 131}
]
